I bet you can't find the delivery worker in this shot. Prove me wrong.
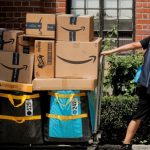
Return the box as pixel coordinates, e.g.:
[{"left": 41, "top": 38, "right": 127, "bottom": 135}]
[{"left": 101, "top": 36, "right": 150, "bottom": 150}]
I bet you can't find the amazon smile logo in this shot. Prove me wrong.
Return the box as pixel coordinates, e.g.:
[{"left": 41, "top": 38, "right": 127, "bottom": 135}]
[
  {"left": 61, "top": 26, "right": 85, "bottom": 32},
  {"left": 0, "top": 63, "right": 28, "bottom": 70},
  {"left": 57, "top": 55, "right": 96, "bottom": 64},
  {"left": 0, "top": 63, "right": 28, "bottom": 82}
]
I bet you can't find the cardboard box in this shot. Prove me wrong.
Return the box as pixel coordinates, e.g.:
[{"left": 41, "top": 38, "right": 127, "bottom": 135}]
[
  {"left": 34, "top": 40, "right": 55, "bottom": 78},
  {"left": 0, "top": 51, "right": 34, "bottom": 84},
  {"left": 55, "top": 37, "right": 102, "bottom": 79},
  {"left": 0, "top": 80, "right": 32, "bottom": 93},
  {"left": 56, "top": 14, "right": 94, "bottom": 41},
  {"left": 26, "top": 13, "right": 56, "bottom": 38},
  {"left": 17, "top": 35, "right": 34, "bottom": 54},
  {"left": 3, "top": 30, "right": 24, "bottom": 52},
  {"left": 33, "top": 78, "right": 97, "bottom": 90}
]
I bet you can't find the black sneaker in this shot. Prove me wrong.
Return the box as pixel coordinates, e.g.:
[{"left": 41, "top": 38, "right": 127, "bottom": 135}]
[{"left": 120, "top": 144, "right": 132, "bottom": 150}]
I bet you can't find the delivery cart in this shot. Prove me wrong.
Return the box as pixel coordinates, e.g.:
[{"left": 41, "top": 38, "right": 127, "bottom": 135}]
[{"left": 0, "top": 55, "right": 104, "bottom": 150}]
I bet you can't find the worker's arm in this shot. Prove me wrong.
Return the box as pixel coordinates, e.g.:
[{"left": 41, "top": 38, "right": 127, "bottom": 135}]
[{"left": 101, "top": 41, "right": 142, "bottom": 56}]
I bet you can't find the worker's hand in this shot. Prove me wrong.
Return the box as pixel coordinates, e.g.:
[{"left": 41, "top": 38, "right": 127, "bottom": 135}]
[{"left": 101, "top": 50, "right": 113, "bottom": 56}]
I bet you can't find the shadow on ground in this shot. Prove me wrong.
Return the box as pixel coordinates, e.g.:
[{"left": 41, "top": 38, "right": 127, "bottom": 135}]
[{"left": 99, "top": 145, "right": 121, "bottom": 150}]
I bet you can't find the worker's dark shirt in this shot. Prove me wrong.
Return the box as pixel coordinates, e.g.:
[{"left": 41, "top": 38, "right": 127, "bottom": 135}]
[
  {"left": 139, "top": 36, "right": 150, "bottom": 87},
  {"left": 140, "top": 36, "right": 150, "bottom": 49}
]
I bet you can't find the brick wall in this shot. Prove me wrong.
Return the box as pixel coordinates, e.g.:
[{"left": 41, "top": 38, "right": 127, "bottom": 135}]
[
  {"left": 0, "top": 0, "right": 66, "bottom": 30},
  {"left": 2, "top": 0, "right": 148, "bottom": 41},
  {"left": 136, "top": 0, "right": 150, "bottom": 41}
]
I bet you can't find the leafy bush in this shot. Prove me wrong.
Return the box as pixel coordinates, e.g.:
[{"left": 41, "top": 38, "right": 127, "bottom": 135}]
[
  {"left": 104, "top": 53, "right": 143, "bottom": 96},
  {"left": 102, "top": 24, "right": 118, "bottom": 51},
  {"left": 101, "top": 25, "right": 150, "bottom": 145},
  {"left": 100, "top": 95, "right": 150, "bottom": 144}
]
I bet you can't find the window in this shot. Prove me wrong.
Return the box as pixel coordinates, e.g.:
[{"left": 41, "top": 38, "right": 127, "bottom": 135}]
[
  {"left": 68, "top": 0, "right": 135, "bottom": 47},
  {"left": 69, "top": 0, "right": 101, "bottom": 36}
]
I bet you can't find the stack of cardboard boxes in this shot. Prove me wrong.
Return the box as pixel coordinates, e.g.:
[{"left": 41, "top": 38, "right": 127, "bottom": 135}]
[
  {"left": 0, "top": 13, "right": 102, "bottom": 92},
  {"left": 0, "top": 29, "right": 34, "bottom": 92},
  {"left": 0, "top": 13, "right": 102, "bottom": 145},
  {"left": 31, "top": 13, "right": 102, "bottom": 91}
]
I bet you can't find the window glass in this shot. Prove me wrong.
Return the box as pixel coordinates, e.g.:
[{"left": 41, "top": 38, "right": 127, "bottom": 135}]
[
  {"left": 104, "top": 20, "right": 117, "bottom": 30},
  {"left": 86, "top": 10, "right": 100, "bottom": 32},
  {"left": 86, "top": 9, "right": 99, "bottom": 17},
  {"left": 119, "top": 19, "right": 133, "bottom": 30},
  {"left": 71, "top": 0, "right": 84, "bottom": 8},
  {"left": 104, "top": 10, "right": 117, "bottom": 20},
  {"left": 119, "top": 0, "right": 132, "bottom": 8},
  {"left": 71, "top": 9, "right": 84, "bottom": 15},
  {"left": 119, "top": 10, "right": 132, "bottom": 19},
  {"left": 94, "top": 19, "right": 100, "bottom": 32},
  {"left": 104, "top": 10, "right": 117, "bottom": 30},
  {"left": 86, "top": 0, "right": 99, "bottom": 8},
  {"left": 104, "top": 0, "right": 117, "bottom": 8}
]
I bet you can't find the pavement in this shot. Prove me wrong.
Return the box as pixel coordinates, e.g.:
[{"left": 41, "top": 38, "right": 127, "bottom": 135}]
[
  {"left": 99, "top": 144, "right": 150, "bottom": 150},
  {"left": 0, "top": 144, "right": 150, "bottom": 150}
]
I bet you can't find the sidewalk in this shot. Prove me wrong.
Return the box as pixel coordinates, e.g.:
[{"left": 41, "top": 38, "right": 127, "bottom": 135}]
[{"left": 99, "top": 144, "right": 150, "bottom": 150}]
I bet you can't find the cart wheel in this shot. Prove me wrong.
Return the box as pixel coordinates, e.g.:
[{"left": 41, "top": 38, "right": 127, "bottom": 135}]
[
  {"left": 88, "top": 138, "right": 94, "bottom": 144},
  {"left": 96, "top": 132, "right": 101, "bottom": 141},
  {"left": 87, "top": 144, "right": 98, "bottom": 150}
]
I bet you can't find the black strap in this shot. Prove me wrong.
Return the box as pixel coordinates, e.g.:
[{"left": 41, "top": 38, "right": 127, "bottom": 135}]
[
  {"left": 11, "top": 68, "right": 19, "bottom": 82},
  {"left": 23, "top": 47, "right": 30, "bottom": 54},
  {"left": 0, "top": 31, "right": 3, "bottom": 49},
  {"left": 70, "top": 16, "right": 78, "bottom": 25},
  {"left": 69, "top": 31, "right": 76, "bottom": 41},
  {"left": 26, "top": 22, "right": 42, "bottom": 29},
  {"left": 12, "top": 52, "right": 19, "bottom": 65},
  {"left": 47, "top": 24, "right": 55, "bottom": 31},
  {"left": 12, "top": 52, "right": 19, "bottom": 81}
]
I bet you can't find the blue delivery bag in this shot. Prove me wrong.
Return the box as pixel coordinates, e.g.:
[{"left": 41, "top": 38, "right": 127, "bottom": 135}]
[
  {"left": 134, "top": 66, "right": 142, "bottom": 83},
  {"left": 44, "top": 90, "right": 92, "bottom": 143}
]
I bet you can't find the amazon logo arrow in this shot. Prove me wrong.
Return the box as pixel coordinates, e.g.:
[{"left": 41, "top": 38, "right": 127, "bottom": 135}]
[
  {"left": 0, "top": 63, "right": 28, "bottom": 70},
  {"left": 61, "top": 26, "right": 85, "bottom": 32},
  {"left": 57, "top": 55, "right": 96, "bottom": 64},
  {"left": 3, "top": 39, "right": 14, "bottom": 44}
]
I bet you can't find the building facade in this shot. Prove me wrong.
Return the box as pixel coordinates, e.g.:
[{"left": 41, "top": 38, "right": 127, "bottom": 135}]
[{"left": 0, "top": 0, "right": 150, "bottom": 45}]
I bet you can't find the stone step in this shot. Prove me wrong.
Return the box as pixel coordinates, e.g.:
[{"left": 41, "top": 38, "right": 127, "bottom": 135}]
[{"left": 98, "top": 144, "right": 150, "bottom": 150}]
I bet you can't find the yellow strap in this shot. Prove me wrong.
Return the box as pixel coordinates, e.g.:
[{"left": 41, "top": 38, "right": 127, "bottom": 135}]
[
  {"left": 55, "top": 93, "right": 74, "bottom": 107},
  {"left": 48, "top": 92, "right": 86, "bottom": 107},
  {"left": 0, "top": 93, "right": 39, "bottom": 107},
  {"left": 46, "top": 113, "right": 88, "bottom": 121},
  {"left": 0, "top": 115, "right": 41, "bottom": 123},
  {"left": 0, "top": 93, "right": 40, "bottom": 100},
  {"left": 48, "top": 92, "right": 86, "bottom": 98}
]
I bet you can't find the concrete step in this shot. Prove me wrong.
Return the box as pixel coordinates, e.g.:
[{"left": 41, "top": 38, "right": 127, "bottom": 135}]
[
  {"left": 98, "top": 144, "right": 150, "bottom": 150},
  {"left": 133, "top": 145, "right": 150, "bottom": 150}
]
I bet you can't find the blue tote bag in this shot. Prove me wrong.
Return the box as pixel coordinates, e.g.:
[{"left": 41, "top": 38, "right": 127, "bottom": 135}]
[{"left": 44, "top": 90, "right": 92, "bottom": 142}]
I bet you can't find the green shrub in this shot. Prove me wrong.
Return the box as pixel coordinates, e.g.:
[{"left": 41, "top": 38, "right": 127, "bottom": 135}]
[
  {"left": 100, "top": 95, "right": 150, "bottom": 144},
  {"left": 101, "top": 25, "right": 150, "bottom": 145},
  {"left": 104, "top": 53, "right": 143, "bottom": 96}
]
